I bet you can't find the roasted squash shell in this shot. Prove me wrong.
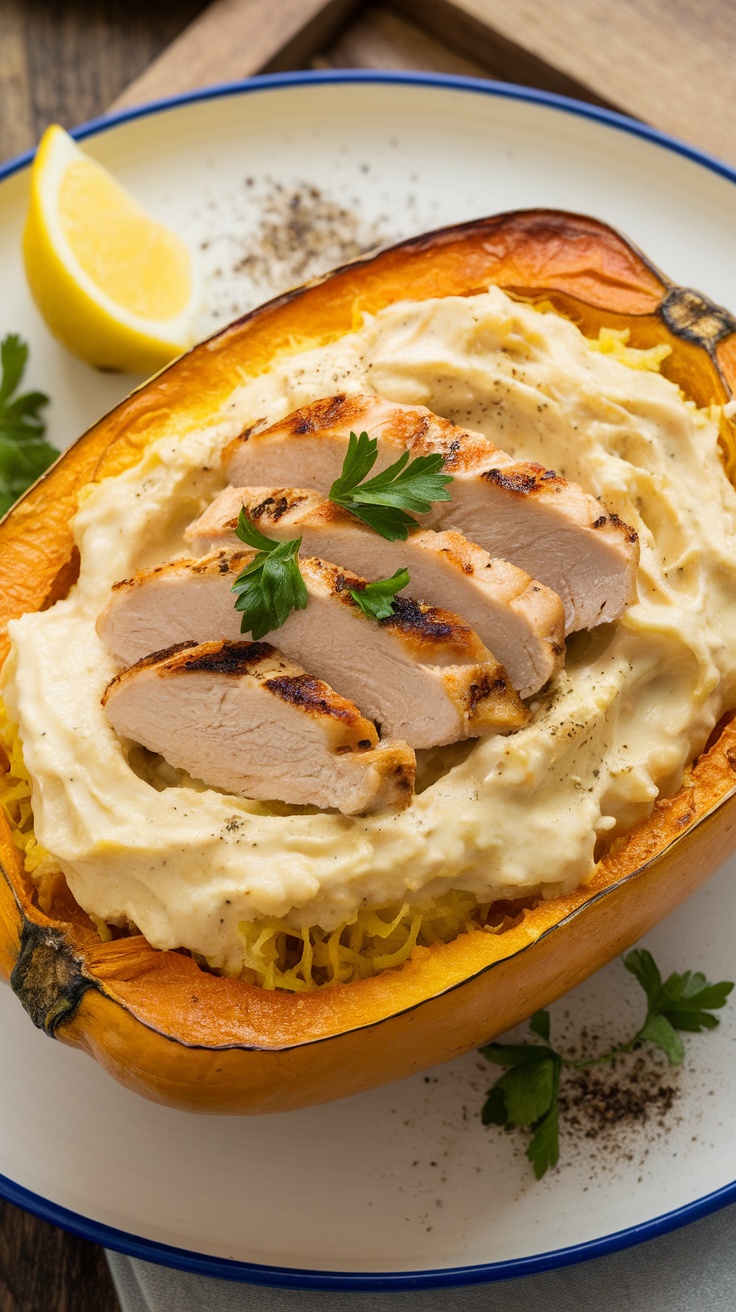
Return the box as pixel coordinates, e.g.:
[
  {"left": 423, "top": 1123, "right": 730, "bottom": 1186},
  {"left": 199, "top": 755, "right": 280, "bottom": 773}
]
[{"left": 2, "top": 209, "right": 736, "bottom": 1114}]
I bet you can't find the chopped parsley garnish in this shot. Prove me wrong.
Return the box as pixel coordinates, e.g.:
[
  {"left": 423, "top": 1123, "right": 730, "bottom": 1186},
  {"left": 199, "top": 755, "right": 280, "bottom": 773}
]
[
  {"left": 0, "top": 334, "right": 56, "bottom": 517},
  {"left": 349, "top": 568, "right": 410, "bottom": 621},
  {"left": 479, "top": 949, "right": 733, "bottom": 1179},
  {"left": 231, "top": 508, "right": 307, "bottom": 640},
  {"left": 328, "top": 430, "right": 452, "bottom": 541}
]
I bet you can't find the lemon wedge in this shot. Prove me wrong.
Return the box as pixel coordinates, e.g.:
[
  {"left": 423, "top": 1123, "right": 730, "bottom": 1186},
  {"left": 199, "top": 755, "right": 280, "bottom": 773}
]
[{"left": 23, "top": 125, "right": 199, "bottom": 374}]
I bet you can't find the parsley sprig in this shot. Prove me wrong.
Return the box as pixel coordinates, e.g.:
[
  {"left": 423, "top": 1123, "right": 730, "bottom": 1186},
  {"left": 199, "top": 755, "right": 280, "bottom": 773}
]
[
  {"left": 0, "top": 335, "right": 57, "bottom": 517},
  {"left": 349, "top": 568, "right": 410, "bottom": 621},
  {"left": 479, "top": 949, "right": 733, "bottom": 1180},
  {"left": 480, "top": 1009, "right": 562, "bottom": 1180},
  {"left": 328, "top": 430, "right": 452, "bottom": 541},
  {"left": 231, "top": 508, "right": 307, "bottom": 640}
]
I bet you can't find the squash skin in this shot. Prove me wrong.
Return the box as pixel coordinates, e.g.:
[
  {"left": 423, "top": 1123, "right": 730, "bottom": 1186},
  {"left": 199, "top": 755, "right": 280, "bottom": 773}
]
[{"left": 1, "top": 208, "right": 736, "bottom": 1113}]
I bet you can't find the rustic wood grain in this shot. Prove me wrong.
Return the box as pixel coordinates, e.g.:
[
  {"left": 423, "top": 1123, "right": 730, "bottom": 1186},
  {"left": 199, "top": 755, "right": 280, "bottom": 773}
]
[
  {"left": 0, "top": 0, "right": 206, "bottom": 161},
  {"left": 316, "top": 4, "right": 488, "bottom": 76},
  {"left": 376, "top": 0, "right": 616, "bottom": 106},
  {"left": 0, "top": 1197, "right": 120, "bottom": 1312},
  {"left": 394, "top": 0, "right": 736, "bottom": 163},
  {"left": 111, "top": 0, "right": 362, "bottom": 110},
  {"left": 0, "top": 6, "right": 33, "bottom": 163}
]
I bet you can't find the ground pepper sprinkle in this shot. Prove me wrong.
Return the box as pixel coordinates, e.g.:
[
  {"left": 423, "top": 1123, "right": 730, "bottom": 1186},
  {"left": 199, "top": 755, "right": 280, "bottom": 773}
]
[
  {"left": 198, "top": 175, "right": 392, "bottom": 330},
  {"left": 558, "top": 1054, "right": 679, "bottom": 1143}
]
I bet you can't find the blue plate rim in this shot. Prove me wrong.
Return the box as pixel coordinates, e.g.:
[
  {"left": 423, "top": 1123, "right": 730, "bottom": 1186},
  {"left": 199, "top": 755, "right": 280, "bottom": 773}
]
[
  {"left": 2, "top": 67, "right": 736, "bottom": 187},
  {"left": 3, "top": 1165, "right": 736, "bottom": 1290},
  {"left": 2, "top": 68, "right": 736, "bottom": 1288}
]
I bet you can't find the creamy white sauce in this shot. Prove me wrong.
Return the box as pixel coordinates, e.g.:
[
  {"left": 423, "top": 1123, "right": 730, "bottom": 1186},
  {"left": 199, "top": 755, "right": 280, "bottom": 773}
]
[{"left": 6, "top": 287, "right": 736, "bottom": 974}]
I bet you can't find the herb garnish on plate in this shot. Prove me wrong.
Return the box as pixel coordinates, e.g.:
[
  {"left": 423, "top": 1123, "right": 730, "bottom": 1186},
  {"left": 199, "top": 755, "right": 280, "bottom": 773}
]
[
  {"left": 479, "top": 949, "right": 733, "bottom": 1179},
  {"left": 328, "top": 429, "right": 452, "bottom": 541},
  {"left": 231, "top": 508, "right": 307, "bottom": 640},
  {"left": 0, "top": 334, "right": 57, "bottom": 517},
  {"left": 348, "top": 568, "right": 410, "bottom": 620}
]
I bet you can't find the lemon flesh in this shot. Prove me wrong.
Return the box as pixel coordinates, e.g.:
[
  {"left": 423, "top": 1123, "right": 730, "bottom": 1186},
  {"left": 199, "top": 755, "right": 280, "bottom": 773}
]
[{"left": 23, "top": 126, "right": 199, "bottom": 375}]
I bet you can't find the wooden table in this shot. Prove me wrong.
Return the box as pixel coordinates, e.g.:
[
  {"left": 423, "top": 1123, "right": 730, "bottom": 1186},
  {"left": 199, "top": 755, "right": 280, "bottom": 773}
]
[{"left": 0, "top": 2, "right": 732, "bottom": 1308}]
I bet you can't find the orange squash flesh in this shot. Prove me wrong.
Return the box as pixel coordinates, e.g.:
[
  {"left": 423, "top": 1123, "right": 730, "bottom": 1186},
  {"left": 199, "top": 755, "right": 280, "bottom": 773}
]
[{"left": 1, "top": 208, "right": 736, "bottom": 1113}]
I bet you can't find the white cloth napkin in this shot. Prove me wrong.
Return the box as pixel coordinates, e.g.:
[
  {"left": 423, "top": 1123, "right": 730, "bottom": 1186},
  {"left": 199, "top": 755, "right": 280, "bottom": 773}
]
[{"left": 107, "top": 1200, "right": 736, "bottom": 1311}]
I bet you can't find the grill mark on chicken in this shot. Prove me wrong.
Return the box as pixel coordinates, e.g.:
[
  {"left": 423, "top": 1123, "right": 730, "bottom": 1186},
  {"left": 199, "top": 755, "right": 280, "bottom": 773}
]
[
  {"left": 467, "top": 673, "right": 508, "bottom": 715},
  {"left": 250, "top": 493, "right": 307, "bottom": 522},
  {"left": 481, "top": 466, "right": 641, "bottom": 548},
  {"left": 264, "top": 673, "right": 368, "bottom": 726},
  {"left": 170, "top": 640, "right": 278, "bottom": 678},
  {"left": 104, "top": 639, "right": 201, "bottom": 686},
  {"left": 324, "top": 565, "right": 470, "bottom": 647},
  {"left": 482, "top": 465, "right": 556, "bottom": 496},
  {"left": 390, "top": 760, "right": 415, "bottom": 793},
  {"left": 102, "top": 639, "right": 415, "bottom": 814},
  {"left": 289, "top": 394, "right": 354, "bottom": 434},
  {"left": 592, "top": 511, "right": 639, "bottom": 544},
  {"left": 240, "top": 417, "right": 268, "bottom": 442},
  {"left": 380, "top": 595, "right": 453, "bottom": 644},
  {"left": 102, "top": 639, "right": 275, "bottom": 699}
]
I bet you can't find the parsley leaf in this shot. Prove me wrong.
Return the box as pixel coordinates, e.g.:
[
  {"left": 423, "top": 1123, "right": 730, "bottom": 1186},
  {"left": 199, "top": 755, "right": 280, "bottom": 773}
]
[
  {"left": 478, "top": 1040, "right": 556, "bottom": 1069},
  {"left": 487, "top": 1057, "right": 558, "bottom": 1127},
  {"left": 478, "top": 951, "right": 733, "bottom": 1179},
  {"left": 624, "top": 949, "right": 733, "bottom": 1063},
  {"left": 328, "top": 430, "right": 453, "bottom": 541},
  {"left": 529, "top": 1009, "right": 551, "bottom": 1043},
  {"left": 480, "top": 1084, "right": 509, "bottom": 1127},
  {"left": 233, "top": 510, "right": 284, "bottom": 555},
  {"left": 635, "top": 1012, "right": 685, "bottom": 1066},
  {"left": 0, "top": 334, "right": 56, "bottom": 517},
  {"left": 349, "top": 568, "right": 410, "bottom": 621},
  {"left": 231, "top": 508, "right": 307, "bottom": 640},
  {"left": 330, "top": 429, "right": 376, "bottom": 495},
  {"left": 481, "top": 1026, "right": 561, "bottom": 1178},
  {"left": 527, "top": 1104, "right": 560, "bottom": 1180},
  {"left": 622, "top": 946, "right": 663, "bottom": 1007}
]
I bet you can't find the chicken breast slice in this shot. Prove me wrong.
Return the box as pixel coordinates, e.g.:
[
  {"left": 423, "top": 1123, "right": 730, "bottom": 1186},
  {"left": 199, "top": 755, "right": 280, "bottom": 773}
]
[
  {"left": 223, "top": 394, "right": 639, "bottom": 632},
  {"left": 186, "top": 489, "right": 565, "bottom": 699},
  {"left": 97, "top": 551, "right": 529, "bottom": 748},
  {"left": 102, "top": 639, "right": 415, "bottom": 815}
]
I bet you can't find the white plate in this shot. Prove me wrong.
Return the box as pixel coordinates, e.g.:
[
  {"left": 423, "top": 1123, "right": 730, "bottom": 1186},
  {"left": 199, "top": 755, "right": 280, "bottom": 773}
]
[{"left": 2, "top": 72, "right": 736, "bottom": 1288}]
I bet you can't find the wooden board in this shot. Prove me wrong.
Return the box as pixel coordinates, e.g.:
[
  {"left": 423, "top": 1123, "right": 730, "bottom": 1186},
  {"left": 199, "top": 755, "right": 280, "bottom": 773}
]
[
  {"left": 111, "top": 0, "right": 361, "bottom": 111},
  {"left": 394, "top": 0, "right": 735, "bottom": 163}
]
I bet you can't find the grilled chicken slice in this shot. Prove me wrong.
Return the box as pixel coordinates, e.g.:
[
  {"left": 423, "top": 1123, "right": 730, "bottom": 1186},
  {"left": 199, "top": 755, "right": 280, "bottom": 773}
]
[
  {"left": 224, "top": 394, "right": 639, "bottom": 632},
  {"left": 224, "top": 394, "right": 489, "bottom": 488},
  {"left": 97, "top": 551, "right": 529, "bottom": 748},
  {"left": 102, "top": 640, "right": 415, "bottom": 815},
  {"left": 186, "top": 489, "right": 565, "bottom": 698}
]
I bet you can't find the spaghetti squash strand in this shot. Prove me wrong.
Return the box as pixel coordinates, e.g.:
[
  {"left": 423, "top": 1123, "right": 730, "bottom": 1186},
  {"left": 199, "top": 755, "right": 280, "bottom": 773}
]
[{"left": 234, "top": 888, "right": 494, "bottom": 992}]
